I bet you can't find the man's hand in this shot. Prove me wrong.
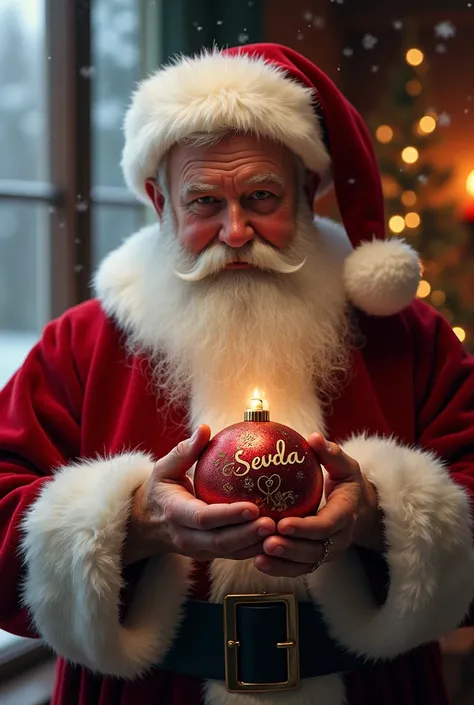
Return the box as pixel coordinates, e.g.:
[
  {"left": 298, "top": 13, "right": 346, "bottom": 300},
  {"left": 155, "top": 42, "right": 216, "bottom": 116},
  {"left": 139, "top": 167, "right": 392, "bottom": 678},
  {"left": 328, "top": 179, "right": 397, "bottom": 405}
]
[
  {"left": 254, "top": 433, "right": 384, "bottom": 578},
  {"left": 123, "top": 425, "right": 276, "bottom": 565}
]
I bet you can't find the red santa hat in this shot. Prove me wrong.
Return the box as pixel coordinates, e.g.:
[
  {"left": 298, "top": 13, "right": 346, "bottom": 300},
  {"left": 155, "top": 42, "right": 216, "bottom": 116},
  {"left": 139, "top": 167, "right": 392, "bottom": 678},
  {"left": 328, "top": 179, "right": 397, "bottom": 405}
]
[{"left": 122, "top": 42, "right": 420, "bottom": 316}]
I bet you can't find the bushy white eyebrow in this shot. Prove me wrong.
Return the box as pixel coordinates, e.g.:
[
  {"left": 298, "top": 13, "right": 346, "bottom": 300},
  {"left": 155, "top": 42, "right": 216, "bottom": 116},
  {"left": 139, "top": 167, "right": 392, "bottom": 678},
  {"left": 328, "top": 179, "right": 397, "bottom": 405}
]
[
  {"left": 181, "top": 172, "right": 284, "bottom": 198},
  {"left": 181, "top": 181, "right": 217, "bottom": 197},
  {"left": 243, "top": 173, "right": 284, "bottom": 187}
]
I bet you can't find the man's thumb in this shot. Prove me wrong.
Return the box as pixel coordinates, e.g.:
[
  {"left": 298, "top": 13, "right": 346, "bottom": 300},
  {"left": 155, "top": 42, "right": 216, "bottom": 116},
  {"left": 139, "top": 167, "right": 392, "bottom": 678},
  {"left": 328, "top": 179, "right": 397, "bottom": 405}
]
[
  {"left": 307, "top": 433, "right": 358, "bottom": 483},
  {"left": 153, "top": 424, "right": 211, "bottom": 481}
]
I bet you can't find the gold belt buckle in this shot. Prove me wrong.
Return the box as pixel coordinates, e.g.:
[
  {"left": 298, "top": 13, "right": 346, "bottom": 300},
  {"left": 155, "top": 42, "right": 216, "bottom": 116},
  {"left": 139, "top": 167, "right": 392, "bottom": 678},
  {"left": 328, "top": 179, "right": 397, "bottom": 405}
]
[{"left": 223, "top": 592, "right": 300, "bottom": 693}]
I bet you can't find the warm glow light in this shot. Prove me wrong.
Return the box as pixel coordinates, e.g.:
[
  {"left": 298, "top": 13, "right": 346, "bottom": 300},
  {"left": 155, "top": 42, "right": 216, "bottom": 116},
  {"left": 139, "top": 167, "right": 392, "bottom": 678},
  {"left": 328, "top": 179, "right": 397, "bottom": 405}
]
[
  {"left": 406, "top": 80, "right": 422, "bottom": 96},
  {"left": 248, "top": 388, "right": 264, "bottom": 411},
  {"left": 406, "top": 48, "right": 424, "bottom": 66},
  {"left": 453, "top": 326, "right": 466, "bottom": 342},
  {"left": 416, "top": 280, "right": 431, "bottom": 298},
  {"left": 466, "top": 170, "right": 474, "bottom": 197},
  {"left": 405, "top": 212, "right": 421, "bottom": 228},
  {"left": 402, "top": 146, "right": 419, "bottom": 164},
  {"left": 376, "top": 125, "right": 394, "bottom": 143},
  {"left": 418, "top": 115, "right": 436, "bottom": 134},
  {"left": 402, "top": 191, "right": 417, "bottom": 207},
  {"left": 388, "top": 215, "right": 406, "bottom": 233},
  {"left": 431, "top": 290, "right": 446, "bottom": 306}
]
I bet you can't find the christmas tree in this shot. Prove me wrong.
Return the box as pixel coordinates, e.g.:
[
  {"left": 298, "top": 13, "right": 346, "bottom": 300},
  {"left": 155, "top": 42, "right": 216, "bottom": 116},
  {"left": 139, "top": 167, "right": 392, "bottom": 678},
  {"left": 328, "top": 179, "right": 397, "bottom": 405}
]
[{"left": 368, "top": 33, "right": 474, "bottom": 350}]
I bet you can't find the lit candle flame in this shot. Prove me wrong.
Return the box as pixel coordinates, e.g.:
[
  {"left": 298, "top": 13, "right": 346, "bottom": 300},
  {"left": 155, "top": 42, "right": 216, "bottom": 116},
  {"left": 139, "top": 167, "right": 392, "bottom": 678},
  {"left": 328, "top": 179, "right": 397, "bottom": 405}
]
[{"left": 248, "top": 388, "right": 264, "bottom": 411}]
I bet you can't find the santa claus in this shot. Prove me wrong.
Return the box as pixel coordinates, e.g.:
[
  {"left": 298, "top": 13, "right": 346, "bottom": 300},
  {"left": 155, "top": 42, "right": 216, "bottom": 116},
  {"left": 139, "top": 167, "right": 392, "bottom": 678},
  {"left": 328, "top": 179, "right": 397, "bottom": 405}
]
[{"left": 0, "top": 43, "right": 473, "bottom": 705}]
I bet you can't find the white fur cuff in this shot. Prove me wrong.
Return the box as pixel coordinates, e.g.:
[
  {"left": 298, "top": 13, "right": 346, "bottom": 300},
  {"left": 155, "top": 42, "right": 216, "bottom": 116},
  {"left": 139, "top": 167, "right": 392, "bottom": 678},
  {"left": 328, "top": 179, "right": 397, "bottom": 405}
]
[
  {"left": 20, "top": 453, "right": 194, "bottom": 678},
  {"left": 309, "top": 435, "right": 474, "bottom": 659}
]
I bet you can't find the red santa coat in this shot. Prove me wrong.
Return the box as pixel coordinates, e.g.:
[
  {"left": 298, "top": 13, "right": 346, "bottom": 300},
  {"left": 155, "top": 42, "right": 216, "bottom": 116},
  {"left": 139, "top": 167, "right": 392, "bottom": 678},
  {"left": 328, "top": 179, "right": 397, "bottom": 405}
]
[{"left": 0, "top": 295, "right": 474, "bottom": 705}]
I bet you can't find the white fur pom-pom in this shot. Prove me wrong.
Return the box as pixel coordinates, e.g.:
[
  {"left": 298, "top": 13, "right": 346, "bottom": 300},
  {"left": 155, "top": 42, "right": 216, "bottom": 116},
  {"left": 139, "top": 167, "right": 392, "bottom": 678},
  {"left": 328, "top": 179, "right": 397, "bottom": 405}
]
[{"left": 343, "top": 238, "right": 421, "bottom": 316}]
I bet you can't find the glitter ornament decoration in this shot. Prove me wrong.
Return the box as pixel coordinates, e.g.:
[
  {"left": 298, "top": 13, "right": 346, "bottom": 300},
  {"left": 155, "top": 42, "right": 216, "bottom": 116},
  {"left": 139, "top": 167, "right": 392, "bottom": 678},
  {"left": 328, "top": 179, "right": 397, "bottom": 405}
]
[{"left": 194, "top": 391, "right": 324, "bottom": 519}]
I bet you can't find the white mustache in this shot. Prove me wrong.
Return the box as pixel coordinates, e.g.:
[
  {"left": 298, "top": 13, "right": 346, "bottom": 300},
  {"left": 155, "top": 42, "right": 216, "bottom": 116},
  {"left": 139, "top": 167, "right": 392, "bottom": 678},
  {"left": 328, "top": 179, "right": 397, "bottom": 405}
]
[{"left": 174, "top": 240, "right": 306, "bottom": 282}]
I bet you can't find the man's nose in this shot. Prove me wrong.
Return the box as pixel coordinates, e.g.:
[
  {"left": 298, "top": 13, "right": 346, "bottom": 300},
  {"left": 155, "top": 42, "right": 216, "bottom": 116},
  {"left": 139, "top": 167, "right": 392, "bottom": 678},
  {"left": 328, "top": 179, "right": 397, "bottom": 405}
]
[{"left": 218, "top": 202, "right": 254, "bottom": 248}]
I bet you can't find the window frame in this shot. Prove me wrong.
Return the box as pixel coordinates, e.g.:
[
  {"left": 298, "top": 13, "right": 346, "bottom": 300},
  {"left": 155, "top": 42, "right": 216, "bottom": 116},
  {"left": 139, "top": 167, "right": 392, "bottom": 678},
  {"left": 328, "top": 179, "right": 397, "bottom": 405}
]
[{"left": 0, "top": 0, "right": 158, "bottom": 672}]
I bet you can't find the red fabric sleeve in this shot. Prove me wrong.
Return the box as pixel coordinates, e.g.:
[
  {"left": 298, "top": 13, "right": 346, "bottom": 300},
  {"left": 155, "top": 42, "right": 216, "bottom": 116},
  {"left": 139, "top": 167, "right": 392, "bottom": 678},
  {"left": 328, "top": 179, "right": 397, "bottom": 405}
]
[
  {"left": 412, "top": 302, "right": 474, "bottom": 499},
  {"left": 411, "top": 302, "right": 474, "bottom": 625},
  {"left": 0, "top": 312, "right": 84, "bottom": 637}
]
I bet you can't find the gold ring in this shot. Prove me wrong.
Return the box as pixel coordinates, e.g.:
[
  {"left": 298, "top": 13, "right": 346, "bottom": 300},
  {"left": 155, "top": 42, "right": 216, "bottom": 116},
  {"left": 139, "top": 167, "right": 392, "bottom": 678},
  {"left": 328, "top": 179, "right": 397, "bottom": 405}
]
[{"left": 309, "top": 538, "right": 334, "bottom": 572}]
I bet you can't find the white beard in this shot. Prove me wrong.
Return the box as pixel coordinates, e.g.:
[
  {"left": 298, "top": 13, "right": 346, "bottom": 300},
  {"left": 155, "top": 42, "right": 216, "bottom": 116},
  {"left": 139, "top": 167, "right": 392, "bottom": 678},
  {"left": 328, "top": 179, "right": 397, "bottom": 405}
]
[
  {"left": 127, "top": 200, "right": 351, "bottom": 442},
  {"left": 123, "top": 202, "right": 353, "bottom": 705}
]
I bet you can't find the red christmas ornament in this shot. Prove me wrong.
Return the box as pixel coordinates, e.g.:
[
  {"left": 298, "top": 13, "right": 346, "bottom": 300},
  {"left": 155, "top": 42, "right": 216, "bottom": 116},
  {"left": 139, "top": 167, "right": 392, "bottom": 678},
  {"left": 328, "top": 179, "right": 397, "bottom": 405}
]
[{"left": 194, "top": 393, "right": 324, "bottom": 519}]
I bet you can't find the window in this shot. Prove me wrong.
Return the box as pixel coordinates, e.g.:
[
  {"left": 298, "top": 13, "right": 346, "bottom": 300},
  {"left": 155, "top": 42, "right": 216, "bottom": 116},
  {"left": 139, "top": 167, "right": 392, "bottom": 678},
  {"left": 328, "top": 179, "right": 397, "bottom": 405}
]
[
  {"left": 0, "top": 0, "right": 49, "bottom": 386},
  {"left": 91, "top": 0, "right": 147, "bottom": 267},
  {"left": 0, "top": 0, "right": 158, "bottom": 667}
]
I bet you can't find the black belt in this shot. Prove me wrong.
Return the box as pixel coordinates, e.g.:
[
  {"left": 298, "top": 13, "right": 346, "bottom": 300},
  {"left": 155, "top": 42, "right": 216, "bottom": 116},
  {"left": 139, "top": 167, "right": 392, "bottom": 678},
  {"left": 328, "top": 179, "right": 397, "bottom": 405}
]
[{"left": 159, "top": 593, "right": 367, "bottom": 693}]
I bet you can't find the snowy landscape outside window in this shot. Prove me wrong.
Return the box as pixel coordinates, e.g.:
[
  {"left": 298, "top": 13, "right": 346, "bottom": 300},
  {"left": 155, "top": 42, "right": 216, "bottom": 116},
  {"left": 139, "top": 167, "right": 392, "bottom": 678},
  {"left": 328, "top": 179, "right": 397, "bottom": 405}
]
[
  {"left": 0, "top": 0, "right": 48, "bottom": 390},
  {"left": 92, "top": 0, "right": 146, "bottom": 265}
]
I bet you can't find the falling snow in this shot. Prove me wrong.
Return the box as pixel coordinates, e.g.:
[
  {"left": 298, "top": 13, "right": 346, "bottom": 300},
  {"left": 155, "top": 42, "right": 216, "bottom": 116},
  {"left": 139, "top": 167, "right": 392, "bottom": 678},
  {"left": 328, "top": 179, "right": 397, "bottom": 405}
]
[
  {"left": 330, "top": 0, "right": 344, "bottom": 4},
  {"left": 438, "top": 111, "right": 451, "bottom": 126},
  {"left": 436, "top": 44, "right": 447, "bottom": 53},
  {"left": 343, "top": 47, "right": 354, "bottom": 57},
  {"left": 216, "top": 20, "right": 223, "bottom": 25},
  {"left": 303, "top": 11, "right": 313, "bottom": 21},
  {"left": 393, "top": 20, "right": 403, "bottom": 30},
  {"left": 434, "top": 21, "right": 456, "bottom": 39},
  {"left": 238, "top": 33, "right": 249, "bottom": 43},
  {"left": 312, "top": 16, "right": 325, "bottom": 29},
  {"left": 80, "top": 66, "right": 96, "bottom": 79},
  {"left": 362, "top": 34, "right": 378, "bottom": 50},
  {"left": 297, "top": 32, "right": 304, "bottom": 40}
]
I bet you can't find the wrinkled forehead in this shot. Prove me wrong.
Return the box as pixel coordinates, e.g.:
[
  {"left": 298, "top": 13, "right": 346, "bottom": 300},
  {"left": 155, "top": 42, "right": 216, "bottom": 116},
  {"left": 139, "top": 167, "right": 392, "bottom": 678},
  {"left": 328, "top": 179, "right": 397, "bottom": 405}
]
[{"left": 166, "top": 133, "right": 299, "bottom": 192}]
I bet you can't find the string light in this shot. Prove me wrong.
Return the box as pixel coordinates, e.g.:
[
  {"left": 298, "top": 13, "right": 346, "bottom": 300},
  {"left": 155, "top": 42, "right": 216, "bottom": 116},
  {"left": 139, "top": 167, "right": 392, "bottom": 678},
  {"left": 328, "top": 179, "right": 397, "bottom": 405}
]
[
  {"left": 406, "top": 79, "right": 422, "bottom": 96},
  {"left": 402, "top": 146, "right": 419, "bottom": 164},
  {"left": 418, "top": 115, "right": 436, "bottom": 134},
  {"left": 388, "top": 215, "right": 406, "bottom": 233},
  {"left": 453, "top": 326, "right": 466, "bottom": 342},
  {"left": 440, "top": 308, "right": 454, "bottom": 323},
  {"left": 406, "top": 48, "right": 424, "bottom": 66},
  {"left": 431, "top": 290, "right": 446, "bottom": 306},
  {"left": 376, "top": 125, "right": 394, "bottom": 143},
  {"left": 466, "top": 170, "right": 474, "bottom": 196},
  {"left": 402, "top": 190, "right": 417, "bottom": 206},
  {"left": 416, "top": 280, "right": 431, "bottom": 298},
  {"left": 405, "top": 212, "right": 421, "bottom": 228}
]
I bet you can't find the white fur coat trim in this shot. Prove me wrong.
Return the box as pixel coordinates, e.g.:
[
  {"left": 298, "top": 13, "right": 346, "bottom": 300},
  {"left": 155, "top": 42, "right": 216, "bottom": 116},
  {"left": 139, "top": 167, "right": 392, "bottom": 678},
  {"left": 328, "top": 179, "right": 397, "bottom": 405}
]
[
  {"left": 309, "top": 434, "right": 474, "bottom": 658},
  {"left": 19, "top": 453, "right": 194, "bottom": 679}
]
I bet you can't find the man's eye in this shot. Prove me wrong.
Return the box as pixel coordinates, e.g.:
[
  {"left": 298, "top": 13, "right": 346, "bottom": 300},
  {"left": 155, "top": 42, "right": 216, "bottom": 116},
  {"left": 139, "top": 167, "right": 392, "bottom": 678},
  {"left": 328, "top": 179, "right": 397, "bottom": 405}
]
[
  {"left": 250, "top": 191, "right": 273, "bottom": 201},
  {"left": 194, "top": 196, "right": 219, "bottom": 205}
]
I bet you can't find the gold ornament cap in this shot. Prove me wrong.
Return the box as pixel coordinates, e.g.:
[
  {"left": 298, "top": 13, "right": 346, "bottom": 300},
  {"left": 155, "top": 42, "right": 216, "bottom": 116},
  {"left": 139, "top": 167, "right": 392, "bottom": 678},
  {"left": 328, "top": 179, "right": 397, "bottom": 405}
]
[{"left": 244, "top": 393, "right": 270, "bottom": 422}]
